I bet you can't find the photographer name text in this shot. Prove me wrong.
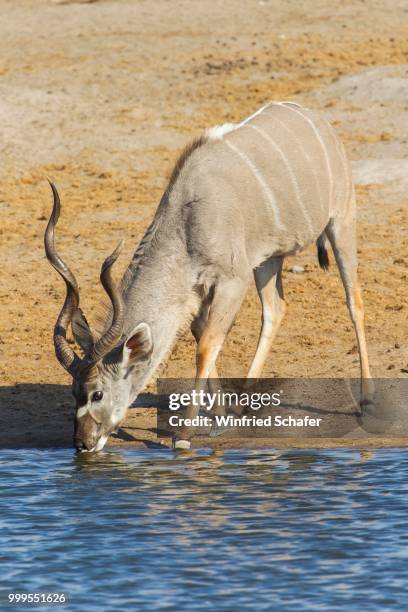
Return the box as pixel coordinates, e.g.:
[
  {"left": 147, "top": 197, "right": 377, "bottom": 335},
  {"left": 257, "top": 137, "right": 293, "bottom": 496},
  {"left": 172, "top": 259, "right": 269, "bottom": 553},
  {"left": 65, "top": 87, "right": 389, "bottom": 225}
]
[{"left": 169, "top": 414, "right": 322, "bottom": 428}]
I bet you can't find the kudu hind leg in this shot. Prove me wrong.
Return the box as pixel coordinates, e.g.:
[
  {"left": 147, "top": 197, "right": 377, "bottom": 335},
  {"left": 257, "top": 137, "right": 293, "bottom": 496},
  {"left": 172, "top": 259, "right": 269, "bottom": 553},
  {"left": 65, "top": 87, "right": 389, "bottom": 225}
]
[
  {"left": 247, "top": 257, "right": 286, "bottom": 380},
  {"left": 326, "top": 219, "right": 374, "bottom": 411},
  {"left": 174, "top": 277, "right": 248, "bottom": 448}
]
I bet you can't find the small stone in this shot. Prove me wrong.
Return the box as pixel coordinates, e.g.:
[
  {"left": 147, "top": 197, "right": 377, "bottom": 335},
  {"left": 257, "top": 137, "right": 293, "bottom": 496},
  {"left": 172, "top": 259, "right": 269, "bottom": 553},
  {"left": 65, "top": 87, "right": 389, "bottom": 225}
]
[
  {"left": 173, "top": 439, "right": 191, "bottom": 450},
  {"left": 395, "top": 343, "right": 400, "bottom": 349},
  {"left": 290, "top": 265, "right": 305, "bottom": 274}
]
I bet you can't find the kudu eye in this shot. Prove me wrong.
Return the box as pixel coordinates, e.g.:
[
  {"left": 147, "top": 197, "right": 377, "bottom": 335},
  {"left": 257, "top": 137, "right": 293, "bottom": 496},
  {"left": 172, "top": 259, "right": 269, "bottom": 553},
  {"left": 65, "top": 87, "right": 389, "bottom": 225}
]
[{"left": 92, "top": 391, "right": 103, "bottom": 402}]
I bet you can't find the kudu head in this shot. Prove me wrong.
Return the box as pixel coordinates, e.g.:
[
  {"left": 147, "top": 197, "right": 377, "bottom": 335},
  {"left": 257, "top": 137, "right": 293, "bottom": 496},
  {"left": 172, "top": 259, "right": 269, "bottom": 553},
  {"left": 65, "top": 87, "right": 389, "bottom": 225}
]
[{"left": 44, "top": 182, "right": 153, "bottom": 452}]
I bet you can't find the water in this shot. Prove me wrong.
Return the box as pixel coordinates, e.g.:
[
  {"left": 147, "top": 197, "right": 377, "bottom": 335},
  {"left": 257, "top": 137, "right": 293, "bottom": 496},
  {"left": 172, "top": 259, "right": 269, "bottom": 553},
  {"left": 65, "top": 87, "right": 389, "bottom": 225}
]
[{"left": 1, "top": 448, "right": 408, "bottom": 611}]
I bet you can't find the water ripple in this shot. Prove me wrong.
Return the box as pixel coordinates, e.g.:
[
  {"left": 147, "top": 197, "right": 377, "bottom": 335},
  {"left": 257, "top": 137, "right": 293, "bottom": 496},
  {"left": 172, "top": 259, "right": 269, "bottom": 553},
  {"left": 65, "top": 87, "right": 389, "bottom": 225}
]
[{"left": 1, "top": 449, "right": 408, "bottom": 610}]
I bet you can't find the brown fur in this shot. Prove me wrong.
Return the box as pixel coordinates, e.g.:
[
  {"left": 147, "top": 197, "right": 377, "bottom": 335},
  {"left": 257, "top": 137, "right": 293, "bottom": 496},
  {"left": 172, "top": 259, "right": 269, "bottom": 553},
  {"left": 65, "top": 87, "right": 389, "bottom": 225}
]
[
  {"left": 74, "top": 412, "right": 99, "bottom": 449},
  {"left": 166, "top": 134, "right": 208, "bottom": 192}
]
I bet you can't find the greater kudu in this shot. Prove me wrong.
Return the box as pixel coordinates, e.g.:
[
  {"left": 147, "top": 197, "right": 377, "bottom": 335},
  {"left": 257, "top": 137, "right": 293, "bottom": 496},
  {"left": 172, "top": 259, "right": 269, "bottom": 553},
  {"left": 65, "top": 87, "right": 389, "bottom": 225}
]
[{"left": 45, "top": 102, "right": 374, "bottom": 451}]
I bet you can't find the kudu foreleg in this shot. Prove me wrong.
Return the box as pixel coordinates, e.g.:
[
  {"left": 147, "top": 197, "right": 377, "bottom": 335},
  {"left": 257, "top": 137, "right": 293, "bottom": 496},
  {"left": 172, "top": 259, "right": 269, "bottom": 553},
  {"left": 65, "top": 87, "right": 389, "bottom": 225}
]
[
  {"left": 191, "top": 300, "right": 225, "bottom": 417},
  {"left": 173, "top": 277, "right": 248, "bottom": 449}
]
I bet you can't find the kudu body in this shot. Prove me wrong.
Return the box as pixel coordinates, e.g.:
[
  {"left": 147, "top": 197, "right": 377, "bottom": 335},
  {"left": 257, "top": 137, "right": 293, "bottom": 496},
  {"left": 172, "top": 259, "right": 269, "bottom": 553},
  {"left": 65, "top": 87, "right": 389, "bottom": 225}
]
[{"left": 45, "top": 102, "right": 374, "bottom": 451}]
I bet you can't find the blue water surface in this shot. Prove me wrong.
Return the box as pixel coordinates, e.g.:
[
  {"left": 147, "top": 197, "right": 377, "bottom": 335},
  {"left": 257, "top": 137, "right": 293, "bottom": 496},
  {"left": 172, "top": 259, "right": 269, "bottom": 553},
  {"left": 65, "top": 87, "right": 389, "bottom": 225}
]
[{"left": 1, "top": 448, "right": 408, "bottom": 611}]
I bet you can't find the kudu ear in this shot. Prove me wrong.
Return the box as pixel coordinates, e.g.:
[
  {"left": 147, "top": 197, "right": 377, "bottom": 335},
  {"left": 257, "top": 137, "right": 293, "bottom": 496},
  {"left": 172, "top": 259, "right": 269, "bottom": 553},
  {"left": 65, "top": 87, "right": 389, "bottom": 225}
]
[
  {"left": 123, "top": 322, "right": 153, "bottom": 364},
  {"left": 71, "top": 308, "right": 94, "bottom": 354}
]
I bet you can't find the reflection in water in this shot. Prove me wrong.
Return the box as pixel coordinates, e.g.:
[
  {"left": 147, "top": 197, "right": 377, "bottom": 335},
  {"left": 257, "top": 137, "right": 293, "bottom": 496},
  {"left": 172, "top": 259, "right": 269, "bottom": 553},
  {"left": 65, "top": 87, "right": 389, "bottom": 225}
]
[{"left": 1, "top": 448, "right": 407, "bottom": 610}]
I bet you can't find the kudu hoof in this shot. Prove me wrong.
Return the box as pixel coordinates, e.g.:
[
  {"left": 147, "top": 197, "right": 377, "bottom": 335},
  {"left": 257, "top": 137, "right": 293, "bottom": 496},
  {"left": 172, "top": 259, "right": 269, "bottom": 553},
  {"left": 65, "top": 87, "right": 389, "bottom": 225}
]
[
  {"left": 360, "top": 399, "right": 376, "bottom": 417},
  {"left": 172, "top": 438, "right": 191, "bottom": 450}
]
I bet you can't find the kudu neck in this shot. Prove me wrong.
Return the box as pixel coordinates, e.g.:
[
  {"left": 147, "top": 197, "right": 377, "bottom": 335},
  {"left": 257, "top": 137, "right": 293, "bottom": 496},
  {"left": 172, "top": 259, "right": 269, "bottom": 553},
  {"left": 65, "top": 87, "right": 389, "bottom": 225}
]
[{"left": 119, "top": 230, "right": 198, "bottom": 397}]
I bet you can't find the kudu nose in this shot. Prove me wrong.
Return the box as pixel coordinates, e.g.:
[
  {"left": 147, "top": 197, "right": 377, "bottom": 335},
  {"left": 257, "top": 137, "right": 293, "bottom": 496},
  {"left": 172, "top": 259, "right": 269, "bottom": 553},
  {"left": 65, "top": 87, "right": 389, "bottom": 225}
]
[
  {"left": 74, "top": 439, "right": 89, "bottom": 452},
  {"left": 74, "top": 440, "right": 84, "bottom": 452}
]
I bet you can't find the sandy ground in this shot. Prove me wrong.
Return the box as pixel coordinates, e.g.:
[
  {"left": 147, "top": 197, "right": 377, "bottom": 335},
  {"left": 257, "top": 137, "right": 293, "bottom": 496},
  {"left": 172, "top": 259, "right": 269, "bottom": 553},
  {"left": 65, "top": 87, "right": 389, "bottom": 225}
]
[{"left": 0, "top": 0, "right": 407, "bottom": 450}]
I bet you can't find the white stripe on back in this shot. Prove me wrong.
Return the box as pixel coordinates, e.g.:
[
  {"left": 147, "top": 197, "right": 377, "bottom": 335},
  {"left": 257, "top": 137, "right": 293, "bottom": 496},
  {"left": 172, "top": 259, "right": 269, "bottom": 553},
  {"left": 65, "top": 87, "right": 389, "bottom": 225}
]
[
  {"left": 207, "top": 103, "right": 271, "bottom": 141},
  {"left": 225, "top": 140, "right": 285, "bottom": 231},
  {"left": 268, "top": 114, "right": 325, "bottom": 214},
  {"left": 239, "top": 103, "right": 271, "bottom": 126},
  {"left": 247, "top": 124, "right": 314, "bottom": 237},
  {"left": 274, "top": 102, "right": 334, "bottom": 209}
]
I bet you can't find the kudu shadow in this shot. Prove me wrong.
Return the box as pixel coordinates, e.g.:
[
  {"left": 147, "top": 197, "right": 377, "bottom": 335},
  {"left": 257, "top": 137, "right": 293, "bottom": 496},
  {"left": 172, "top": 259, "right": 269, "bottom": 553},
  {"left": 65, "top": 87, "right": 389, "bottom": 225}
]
[
  {"left": 113, "top": 392, "right": 171, "bottom": 449},
  {"left": 0, "top": 385, "right": 169, "bottom": 449},
  {"left": 0, "top": 384, "right": 74, "bottom": 448},
  {"left": 0, "top": 380, "right": 402, "bottom": 448}
]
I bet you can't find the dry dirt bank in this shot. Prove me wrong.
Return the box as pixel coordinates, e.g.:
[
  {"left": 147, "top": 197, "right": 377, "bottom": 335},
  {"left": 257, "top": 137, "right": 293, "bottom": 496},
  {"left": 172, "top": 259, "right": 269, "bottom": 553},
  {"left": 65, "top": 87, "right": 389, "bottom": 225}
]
[{"left": 0, "top": 0, "right": 407, "bottom": 449}]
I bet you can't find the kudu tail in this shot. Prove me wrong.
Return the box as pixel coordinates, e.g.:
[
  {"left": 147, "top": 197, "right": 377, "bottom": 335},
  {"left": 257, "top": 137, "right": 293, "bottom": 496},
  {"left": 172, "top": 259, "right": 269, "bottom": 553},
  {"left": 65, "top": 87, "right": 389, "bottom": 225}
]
[{"left": 317, "top": 233, "right": 330, "bottom": 270}]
